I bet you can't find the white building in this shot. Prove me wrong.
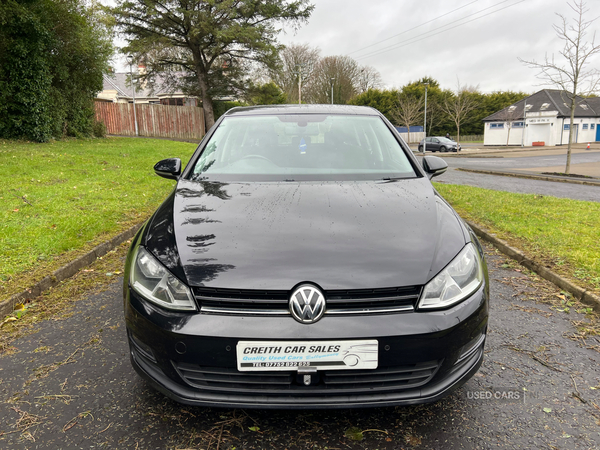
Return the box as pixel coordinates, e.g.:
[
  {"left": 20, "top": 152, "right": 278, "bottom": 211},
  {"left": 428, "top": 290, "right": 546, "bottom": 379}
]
[{"left": 483, "top": 90, "right": 600, "bottom": 146}]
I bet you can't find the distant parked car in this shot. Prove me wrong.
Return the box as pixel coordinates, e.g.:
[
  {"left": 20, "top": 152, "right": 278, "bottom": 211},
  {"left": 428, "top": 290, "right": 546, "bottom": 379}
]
[{"left": 419, "top": 137, "right": 461, "bottom": 153}]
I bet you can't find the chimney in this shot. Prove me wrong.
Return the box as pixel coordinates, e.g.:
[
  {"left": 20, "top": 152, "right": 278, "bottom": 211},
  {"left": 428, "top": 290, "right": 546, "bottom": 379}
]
[{"left": 137, "top": 65, "right": 147, "bottom": 89}]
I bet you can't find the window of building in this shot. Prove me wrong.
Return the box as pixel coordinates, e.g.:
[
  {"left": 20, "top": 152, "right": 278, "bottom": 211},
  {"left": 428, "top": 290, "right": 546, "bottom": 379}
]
[
  {"left": 592, "top": 124, "right": 596, "bottom": 130},
  {"left": 161, "top": 98, "right": 184, "bottom": 106},
  {"left": 583, "top": 123, "right": 589, "bottom": 130},
  {"left": 512, "top": 122, "right": 524, "bottom": 128},
  {"left": 525, "top": 104, "right": 532, "bottom": 111},
  {"left": 508, "top": 105, "right": 517, "bottom": 112},
  {"left": 564, "top": 124, "right": 570, "bottom": 130},
  {"left": 540, "top": 103, "right": 550, "bottom": 110},
  {"left": 490, "top": 123, "right": 504, "bottom": 129},
  {"left": 581, "top": 104, "right": 588, "bottom": 110}
]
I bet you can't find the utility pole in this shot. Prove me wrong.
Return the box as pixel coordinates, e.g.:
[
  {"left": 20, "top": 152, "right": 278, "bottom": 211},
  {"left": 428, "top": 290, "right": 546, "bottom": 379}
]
[
  {"left": 330, "top": 78, "right": 335, "bottom": 104},
  {"left": 423, "top": 83, "right": 429, "bottom": 155},
  {"left": 126, "top": 55, "right": 139, "bottom": 136}
]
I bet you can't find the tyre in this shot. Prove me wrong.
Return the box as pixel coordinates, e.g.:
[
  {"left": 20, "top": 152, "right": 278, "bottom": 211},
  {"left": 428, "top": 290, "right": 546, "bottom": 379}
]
[
  {"left": 440, "top": 146, "right": 447, "bottom": 152},
  {"left": 418, "top": 146, "right": 423, "bottom": 152}
]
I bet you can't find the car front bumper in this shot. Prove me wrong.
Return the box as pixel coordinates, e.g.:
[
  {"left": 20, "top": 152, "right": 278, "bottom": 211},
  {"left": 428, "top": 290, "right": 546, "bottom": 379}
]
[{"left": 125, "top": 284, "right": 488, "bottom": 409}]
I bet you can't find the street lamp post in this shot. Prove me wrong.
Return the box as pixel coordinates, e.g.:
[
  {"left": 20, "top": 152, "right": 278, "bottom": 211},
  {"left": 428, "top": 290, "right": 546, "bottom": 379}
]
[
  {"left": 423, "top": 83, "right": 429, "bottom": 155},
  {"left": 521, "top": 101, "right": 529, "bottom": 147},
  {"left": 295, "top": 64, "right": 305, "bottom": 105},
  {"left": 126, "top": 55, "right": 139, "bottom": 136},
  {"left": 330, "top": 78, "right": 335, "bottom": 104}
]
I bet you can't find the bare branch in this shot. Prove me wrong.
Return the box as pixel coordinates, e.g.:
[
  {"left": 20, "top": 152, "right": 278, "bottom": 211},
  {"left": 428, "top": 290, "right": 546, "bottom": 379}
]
[{"left": 519, "top": 1, "right": 600, "bottom": 173}]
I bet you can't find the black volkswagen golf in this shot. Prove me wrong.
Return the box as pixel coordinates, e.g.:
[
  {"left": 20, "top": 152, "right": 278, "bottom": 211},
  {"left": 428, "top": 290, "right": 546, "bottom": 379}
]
[{"left": 123, "top": 105, "right": 489, "bottom": 409}]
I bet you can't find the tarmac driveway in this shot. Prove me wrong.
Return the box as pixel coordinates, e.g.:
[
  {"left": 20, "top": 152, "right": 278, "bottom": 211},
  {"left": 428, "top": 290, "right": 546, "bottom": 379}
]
[{"left": 1, "top": 245, "right": 599, "bottom": 449}]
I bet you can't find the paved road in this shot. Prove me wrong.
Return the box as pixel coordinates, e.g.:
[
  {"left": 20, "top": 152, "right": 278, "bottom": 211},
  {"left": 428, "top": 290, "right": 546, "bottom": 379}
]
[
  {"left": 435, "top": 168, "right": 600, "bottom": 202},
  {"left": 1, "top": 247, "right": 599, "bottom": 449},
  {"left": 418, "top": 151, "right": 600, "bottom": 202},
  {"left": 448, "top": 150, "right": 600, "bottom": 172}
]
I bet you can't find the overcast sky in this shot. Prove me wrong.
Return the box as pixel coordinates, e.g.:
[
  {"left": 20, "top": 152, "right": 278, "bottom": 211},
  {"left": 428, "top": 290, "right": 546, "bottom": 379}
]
[
  {"left": 276, "top": 0, "right": 598, "bottom": 94},
  {"left": 108, "top": 0, "right": 599, "bottom": 95}
]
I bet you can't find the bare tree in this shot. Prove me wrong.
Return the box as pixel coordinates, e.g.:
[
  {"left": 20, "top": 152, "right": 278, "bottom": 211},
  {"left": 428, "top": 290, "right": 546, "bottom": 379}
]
[
  {"left": 519, "top": 1, "right": 600, "bottom": 173},
  {"left": 441, "top": 82, "right": 478, "bottom": 144},
  {"left": 423, "top": 96, "right": 444, "bottom": 136},
  {"left": 356, "top": 65, "right": 383, "bottom": 93},
  {"left": 391, "top": 93, "right": 423, "bottom": 144},
  {"left": 496, "top": 105, "right": 522, "bottom": 146},
  {"left": 305, "top": 55, "right": 361, "bottom": 104},
  {"left": 271, "top": 43, "right": 320, "bottom": 104}
]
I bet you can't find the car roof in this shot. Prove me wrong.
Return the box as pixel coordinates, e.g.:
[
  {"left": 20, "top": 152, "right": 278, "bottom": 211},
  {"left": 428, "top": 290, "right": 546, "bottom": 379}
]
[{"left": 224, "top": 104, "right": 381, "bottom": 116}]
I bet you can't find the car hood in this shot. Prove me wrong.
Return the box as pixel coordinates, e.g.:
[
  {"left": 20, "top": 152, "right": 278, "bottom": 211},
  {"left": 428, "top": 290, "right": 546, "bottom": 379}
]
[{"left": 144, "top": 178, "right": 467, "bottom": 290}]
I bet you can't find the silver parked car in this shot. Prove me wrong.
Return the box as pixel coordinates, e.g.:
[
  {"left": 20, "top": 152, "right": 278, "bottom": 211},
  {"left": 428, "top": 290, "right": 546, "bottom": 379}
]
[{"left": 419, "top": 137, "right": 461, "bottom": 153}]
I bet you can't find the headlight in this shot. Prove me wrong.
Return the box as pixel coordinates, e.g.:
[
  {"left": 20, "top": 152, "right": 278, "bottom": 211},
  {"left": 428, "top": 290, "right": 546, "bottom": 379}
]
[
  {"left": 130, "top": 247, "right": 196, "bottom": 311},
  {"left": 418, "top": 243, "right": 483, "bottom": 310}
]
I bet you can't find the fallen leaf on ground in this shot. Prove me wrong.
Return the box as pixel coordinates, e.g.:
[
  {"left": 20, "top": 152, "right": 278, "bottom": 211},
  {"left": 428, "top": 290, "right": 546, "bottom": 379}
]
[{"left": 345, "top": 427, "right": 363, "bottom": 441}]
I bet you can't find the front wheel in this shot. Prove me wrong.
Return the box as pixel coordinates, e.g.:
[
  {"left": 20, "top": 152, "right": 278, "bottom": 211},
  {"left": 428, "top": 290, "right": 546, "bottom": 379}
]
[{"left": 418, "top": 146, "right": 423, "bottom": 152}]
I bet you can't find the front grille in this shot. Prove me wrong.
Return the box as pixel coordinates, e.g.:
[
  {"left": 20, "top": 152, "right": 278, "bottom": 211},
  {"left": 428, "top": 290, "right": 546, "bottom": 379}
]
[
  {"left": 173, "top": 360, "right": 440, "bottom": 395},
  {"left": 194, "top": 286, "right": 421, "bottom": 316}
]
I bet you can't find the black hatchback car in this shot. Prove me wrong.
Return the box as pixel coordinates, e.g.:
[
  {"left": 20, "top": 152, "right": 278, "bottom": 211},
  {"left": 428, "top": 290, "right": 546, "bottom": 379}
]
[{"left": 124, "top": 105, "right": 489, "bottom": 409}]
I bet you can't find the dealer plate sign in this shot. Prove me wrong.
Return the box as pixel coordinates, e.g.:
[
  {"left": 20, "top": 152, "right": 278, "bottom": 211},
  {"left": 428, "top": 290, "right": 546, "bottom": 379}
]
[{"left": 237, "top": 340, "right": 378, "bottom": 371}]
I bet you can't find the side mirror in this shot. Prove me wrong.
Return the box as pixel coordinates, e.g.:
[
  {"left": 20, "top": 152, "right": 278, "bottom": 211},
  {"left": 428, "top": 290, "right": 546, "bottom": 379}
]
[
  {"left": 154, "top": 158, "right": 181, "bottom": 180},
  {"left": 422, "top": 155, "right": 448, "bottom": 179}
]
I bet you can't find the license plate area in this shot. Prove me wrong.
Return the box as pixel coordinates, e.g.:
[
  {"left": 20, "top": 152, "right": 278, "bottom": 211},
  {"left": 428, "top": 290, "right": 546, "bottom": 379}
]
[{"left": 236, "top": 340, "right": 378, "bottom": 371}]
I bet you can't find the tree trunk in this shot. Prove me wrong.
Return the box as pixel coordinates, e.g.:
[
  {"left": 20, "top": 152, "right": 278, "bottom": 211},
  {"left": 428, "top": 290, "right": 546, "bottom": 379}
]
[
  {"left": 405, "top": 122, "right": 410, "bottom": 144},
  {"left": 191, "top": 49, "right": 215, "bottom": 132},
  {"left": 506, "top": 124, "right": 511, "bottom": 146},
  {"left": 196, "top": 70, "right": 215, "bottom": 131}
]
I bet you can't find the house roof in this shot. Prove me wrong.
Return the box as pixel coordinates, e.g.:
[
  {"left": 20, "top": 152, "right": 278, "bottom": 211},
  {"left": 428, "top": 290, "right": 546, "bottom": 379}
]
[
  {"left": 584, "top": 96, "right": 600, "bottom": 113},
  {"left": 482, "top": 89, "right": 600, "bottom": 122},
  {"left": 101, "top": 72, "right": 188, "bottom": 100}
]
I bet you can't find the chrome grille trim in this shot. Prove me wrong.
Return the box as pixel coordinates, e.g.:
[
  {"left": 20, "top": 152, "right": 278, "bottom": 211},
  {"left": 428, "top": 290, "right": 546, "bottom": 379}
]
[
  {"left": 200, "top": 306, "right": 290, "bottom": 315},
  {"left": 324, "top": 305, "right": 414, "bottom": 314},
  {"left": 326, "top": 294, "right": 418, "bottom": 304},
  {"left": 194, "top": 286, "right": 421, "bottom": 316}
]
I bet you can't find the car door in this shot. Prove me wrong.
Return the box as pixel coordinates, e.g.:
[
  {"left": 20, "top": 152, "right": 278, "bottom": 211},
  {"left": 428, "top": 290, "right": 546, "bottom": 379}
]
[{"left": 425, "top": 137, "right": 435, "bottom": 152}]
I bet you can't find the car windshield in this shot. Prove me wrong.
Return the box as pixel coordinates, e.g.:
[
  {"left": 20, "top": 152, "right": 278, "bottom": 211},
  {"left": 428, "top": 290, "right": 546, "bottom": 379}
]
[
  {"left": 189, "top": 114, "right": 418, "bottom": 181},
  {"left": 439, "top": 137, "right": 454, "bottom": 143}
]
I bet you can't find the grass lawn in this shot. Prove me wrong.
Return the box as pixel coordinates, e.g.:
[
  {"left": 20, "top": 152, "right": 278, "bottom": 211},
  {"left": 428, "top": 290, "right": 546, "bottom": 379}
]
[
  {"left": 435, "top": 183, "right": 600, "bottom": 295},
  {"left": 0, "top": 137, "right": 197, "bottom": 299},
  {"left": 2, "top": 138, "right": 598, "bottom": 302}
]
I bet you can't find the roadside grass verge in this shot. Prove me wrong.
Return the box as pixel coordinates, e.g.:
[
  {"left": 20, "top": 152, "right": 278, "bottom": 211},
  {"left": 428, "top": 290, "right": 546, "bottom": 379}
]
[
  {"left": 434, "top": 183, "right": 600, "bottom": 295},
  {"left": 0, "top": 137, "right": 197, "bottom": 300}
]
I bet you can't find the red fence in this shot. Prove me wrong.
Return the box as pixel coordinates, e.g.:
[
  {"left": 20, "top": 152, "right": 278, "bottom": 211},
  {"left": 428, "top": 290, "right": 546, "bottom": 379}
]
[{"left": 95, "top": 102, "right": 205, "bottom": 140}]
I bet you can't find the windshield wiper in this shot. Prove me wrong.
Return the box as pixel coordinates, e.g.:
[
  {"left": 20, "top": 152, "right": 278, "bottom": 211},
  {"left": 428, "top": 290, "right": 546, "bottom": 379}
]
[{"left": 380, "top": 176, "right": 406, "bottom": 181}]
